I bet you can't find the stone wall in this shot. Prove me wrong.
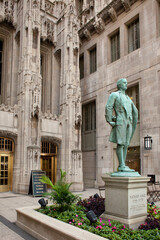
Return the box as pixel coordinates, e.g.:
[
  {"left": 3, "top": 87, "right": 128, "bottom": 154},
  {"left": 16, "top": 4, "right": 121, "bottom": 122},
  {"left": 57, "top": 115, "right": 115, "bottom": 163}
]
[{"left": 79, "top": 0, "right": 160, "bottom": 186}]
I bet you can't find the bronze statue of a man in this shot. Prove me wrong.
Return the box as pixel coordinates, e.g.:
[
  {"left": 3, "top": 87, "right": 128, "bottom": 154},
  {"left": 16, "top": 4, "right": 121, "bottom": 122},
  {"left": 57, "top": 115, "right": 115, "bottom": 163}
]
[{"left": 105, "top": 78, "right": 138, "bottom": 172}]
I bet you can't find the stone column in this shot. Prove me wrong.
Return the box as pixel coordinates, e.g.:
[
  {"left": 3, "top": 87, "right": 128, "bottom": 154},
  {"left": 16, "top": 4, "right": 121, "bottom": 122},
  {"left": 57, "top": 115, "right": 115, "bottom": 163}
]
[
  {"left": 15, "top": 0, "right": 41, "bottom": 193},
  {"left": 59, "top": 2, "right": 83, "bottom": 191},
  {"left": 101, "top": 175, "right": 150, "bottom": 229}
]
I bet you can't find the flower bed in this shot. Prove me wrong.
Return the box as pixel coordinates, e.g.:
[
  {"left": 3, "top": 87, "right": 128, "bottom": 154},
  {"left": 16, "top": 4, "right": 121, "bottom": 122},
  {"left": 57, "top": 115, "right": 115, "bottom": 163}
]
[
  {"left": 34, "top": 169, "right": 160, "bottom": 239},
  {"left": 36, "top": 203, "right": 160, "bottom": 240}
]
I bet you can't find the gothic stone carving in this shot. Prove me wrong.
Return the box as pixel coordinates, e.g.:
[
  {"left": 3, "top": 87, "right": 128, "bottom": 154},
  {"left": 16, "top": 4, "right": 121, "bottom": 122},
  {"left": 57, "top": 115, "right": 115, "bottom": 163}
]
[
  {"left": 121, "top": 0, "right": 131, "bottom": 12},
  {"left": 83, "top": 29, "right": 91, "bottom": 40},
  {"left": 40, "top": 18, "right": 56, "bottom": 45},
  {"left": 32, "top": 82, "right": 41, "bottom": 118},
  {"left": 108, "top": 7, "right": 117, "bottom": 22},
  {"left": 75, "top": 113, "right": 81, "bottom": 129},
  {"left": 32, "top": 0, "right": 40, "bottom": 31},
  {"left": 0, "top": 103, "right": 15, "bottom": 113},
  {"left": 1, "top": 0, "right": 17, "bottom": 27},
  {"left": 94, "top": 17, "right": 105, "bottom": 33}
]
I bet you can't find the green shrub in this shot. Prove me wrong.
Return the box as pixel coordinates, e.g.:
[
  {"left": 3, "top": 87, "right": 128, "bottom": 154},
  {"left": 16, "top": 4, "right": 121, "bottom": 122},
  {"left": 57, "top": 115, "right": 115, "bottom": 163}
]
[{"left": 40, "top": 169, "right": 79, "bottom": 211}]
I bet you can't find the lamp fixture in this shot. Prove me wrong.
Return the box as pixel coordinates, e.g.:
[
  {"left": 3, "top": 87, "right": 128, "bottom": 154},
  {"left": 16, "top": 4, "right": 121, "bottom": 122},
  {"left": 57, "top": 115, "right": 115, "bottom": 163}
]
[
  {"left": 38, "top": 198, "right": 47, "bottom": 208},
  {"left": 86, "top": 210, "right": 97, "bottom": 223},
  {"left": 144, "top": 135, "right": 152, "bottom": 150},
  {"left": 94, "top": 193, "right": 100, "bottom": 198}
]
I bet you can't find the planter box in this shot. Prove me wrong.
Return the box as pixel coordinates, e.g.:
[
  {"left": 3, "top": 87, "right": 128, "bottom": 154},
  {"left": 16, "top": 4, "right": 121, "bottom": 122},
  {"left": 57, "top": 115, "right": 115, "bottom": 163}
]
[{"left": 16, "top": 206, "right": 107, "bottom": 240}]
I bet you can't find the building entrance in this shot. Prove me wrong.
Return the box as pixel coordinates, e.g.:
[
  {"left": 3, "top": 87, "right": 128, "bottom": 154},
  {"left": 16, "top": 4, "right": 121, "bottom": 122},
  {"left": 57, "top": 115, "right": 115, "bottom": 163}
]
[
  {"left": 41, "top": 142, "right": 57, "bottom": 185},
  {"left": 0, "top": 138, "right": 14, "bottom": 192}
]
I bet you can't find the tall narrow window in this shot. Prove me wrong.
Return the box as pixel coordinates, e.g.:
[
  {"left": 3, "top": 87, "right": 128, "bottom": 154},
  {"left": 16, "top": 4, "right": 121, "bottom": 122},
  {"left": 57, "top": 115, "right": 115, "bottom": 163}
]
[
  {"left": 79, "top": 54, "right": 84, "bottom": 79},
  {"left": 126, "top": 84, "right": 139, "bottom": 119},
  {"left": 82, "top": 101, "right": 96, "bottom": 151},
  {"left": 128, "top": 18, "right": 140, "bottom": 53},
  {"left": 111, "top": 31, "right": 120, "bottom": 62},
  {"left": 32, "top": 31, "right": 38, "bottom": 49},
  {"left": 90, "top": 46, "right": 97, "bottom": 74},
  {"left": 40, "top": 54, "right": 45, "bottom": 111},
  {"left": 0, "top": 41, "right": 3, "bottom": 96}
]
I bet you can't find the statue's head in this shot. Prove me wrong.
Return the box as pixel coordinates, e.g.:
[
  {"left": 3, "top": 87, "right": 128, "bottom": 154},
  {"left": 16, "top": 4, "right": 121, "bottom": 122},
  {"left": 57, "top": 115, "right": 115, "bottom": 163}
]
[{"left": 117, "top": 78, "right": 127, "bottom": 90}]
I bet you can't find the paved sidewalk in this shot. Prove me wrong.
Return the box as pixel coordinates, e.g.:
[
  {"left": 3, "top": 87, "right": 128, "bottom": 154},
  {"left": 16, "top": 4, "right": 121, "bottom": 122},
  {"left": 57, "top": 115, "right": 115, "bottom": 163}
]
[{"left": 0, "top": 188, "right": 101, "bottom": 240}]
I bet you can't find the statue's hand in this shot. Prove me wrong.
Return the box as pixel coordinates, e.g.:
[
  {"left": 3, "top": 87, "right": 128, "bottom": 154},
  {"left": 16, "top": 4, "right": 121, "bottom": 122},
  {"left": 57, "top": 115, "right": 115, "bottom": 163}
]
[{"left": 109, "top": 122, "right": 116, "bottom": 127}]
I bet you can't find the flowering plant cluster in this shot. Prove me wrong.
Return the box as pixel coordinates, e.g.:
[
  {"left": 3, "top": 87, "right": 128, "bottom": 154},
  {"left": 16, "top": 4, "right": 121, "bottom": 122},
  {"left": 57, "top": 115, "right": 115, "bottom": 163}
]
[
  {"left": 147, "top": 203, "right": 160, "bottom": 220},
  {"left": 77, "top": 195, "right": 105, "bottom": 217},
  {"left": 138, "top": 203, "right": 160, "bottom": 231},
  {"left": 37, "top": 202, "right": 160, "bottom": 240},
  {"left": 139, "top": 216, "right": 160, "bottom": 230}
]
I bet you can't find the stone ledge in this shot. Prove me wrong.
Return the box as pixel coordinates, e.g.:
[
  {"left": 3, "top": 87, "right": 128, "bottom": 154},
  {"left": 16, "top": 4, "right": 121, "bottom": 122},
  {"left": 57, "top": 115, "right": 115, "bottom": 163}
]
[{"left": 16, "top": 206, "right": 107, "bottom": 240}]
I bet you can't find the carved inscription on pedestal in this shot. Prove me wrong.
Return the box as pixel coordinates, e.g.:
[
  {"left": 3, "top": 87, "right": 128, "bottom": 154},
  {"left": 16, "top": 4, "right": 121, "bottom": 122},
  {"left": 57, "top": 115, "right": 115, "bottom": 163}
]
[{"left": 129, "top": 192, "right": 147, "bottom": 216}]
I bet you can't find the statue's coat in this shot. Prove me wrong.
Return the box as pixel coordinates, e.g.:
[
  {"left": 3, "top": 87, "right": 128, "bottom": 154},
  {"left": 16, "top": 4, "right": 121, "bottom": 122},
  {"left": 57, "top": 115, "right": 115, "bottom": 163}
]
[{"left": 105, "top": 91, "right": 138, "bottom": 145}]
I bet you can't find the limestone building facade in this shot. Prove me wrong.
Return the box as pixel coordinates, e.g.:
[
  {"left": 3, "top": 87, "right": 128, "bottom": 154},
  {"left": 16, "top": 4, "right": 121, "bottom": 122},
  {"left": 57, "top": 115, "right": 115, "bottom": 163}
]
[{"left": 0, "top": 0, "right": 160, "bottom": 193}]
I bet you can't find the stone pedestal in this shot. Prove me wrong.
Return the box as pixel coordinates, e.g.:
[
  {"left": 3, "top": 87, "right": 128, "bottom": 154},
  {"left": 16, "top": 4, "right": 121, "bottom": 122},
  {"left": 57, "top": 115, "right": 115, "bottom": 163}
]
[{"left": 101, "top": 176, "right": 150, "bottom": 229}]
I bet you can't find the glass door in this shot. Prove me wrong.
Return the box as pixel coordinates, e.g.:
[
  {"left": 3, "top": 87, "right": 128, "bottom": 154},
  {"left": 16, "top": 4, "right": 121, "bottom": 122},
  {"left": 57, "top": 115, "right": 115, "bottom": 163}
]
[
  {"left": 0, "top": 154, "right": 12, "bottom": 192},
  {"left": 41, "top": 156, "right": 57, "bottom": 185}
]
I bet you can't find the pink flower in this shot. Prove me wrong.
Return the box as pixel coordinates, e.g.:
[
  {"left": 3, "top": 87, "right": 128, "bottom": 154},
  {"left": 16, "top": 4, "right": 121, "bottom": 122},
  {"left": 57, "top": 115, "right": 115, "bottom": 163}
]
[
  {"left": 108, "top": 219, "right": 111, "bottom": 222},
  {"left": 121, "top": 229, "right": 124, "bottom": 230},
  {"left": 76, "top": 214, "right": 78, "bottom": 217},
  {"left": 109, "top": 223, "right": 112, "bottom": 227},
  {"left": 112, "top": 226, "right": 117, "bottom": 230},
  {"left": 99, "top": 218, "right": 102, "bottom": 221},
  {"left": 72, "top": 219, "right": 75, "bottom": 222},
  {"left": 96, "top": 225, "right": 102, "bottom": 229},
  {"left": 100, "top": 219, "right": 102, "bottom": 223},
  {"left": 81, "top": 219, "right": 84, "bottom": 221},
  {"left": 69, "top": 222, "right": 72, "bottom": 224},
  {"left": 102, "top": 223, "right": 105, "bottom": 226},
  {"left": 123, "top": 225, "right": 126, "bottom": 229},
  {"left": 112, "top": 230, "right": 115, "bottom": 232},
  {"left": 78, "top": 222, "right": 82, "bottom": 226}
]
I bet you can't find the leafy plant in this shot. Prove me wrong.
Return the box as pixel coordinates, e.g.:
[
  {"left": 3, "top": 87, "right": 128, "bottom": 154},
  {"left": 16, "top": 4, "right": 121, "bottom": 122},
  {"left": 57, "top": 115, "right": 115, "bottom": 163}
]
[
  {"left": 40, "top": 169, "right": 79, "bottom": 211},
  {"left": 138, "top": 216, "right": 160, "bottom": 230},
  {"left": 77, "top": 195, "right": 105, "bottom": 217},
  {"left": 147, "top": 203, "right": 160, "bottom": 220}
]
